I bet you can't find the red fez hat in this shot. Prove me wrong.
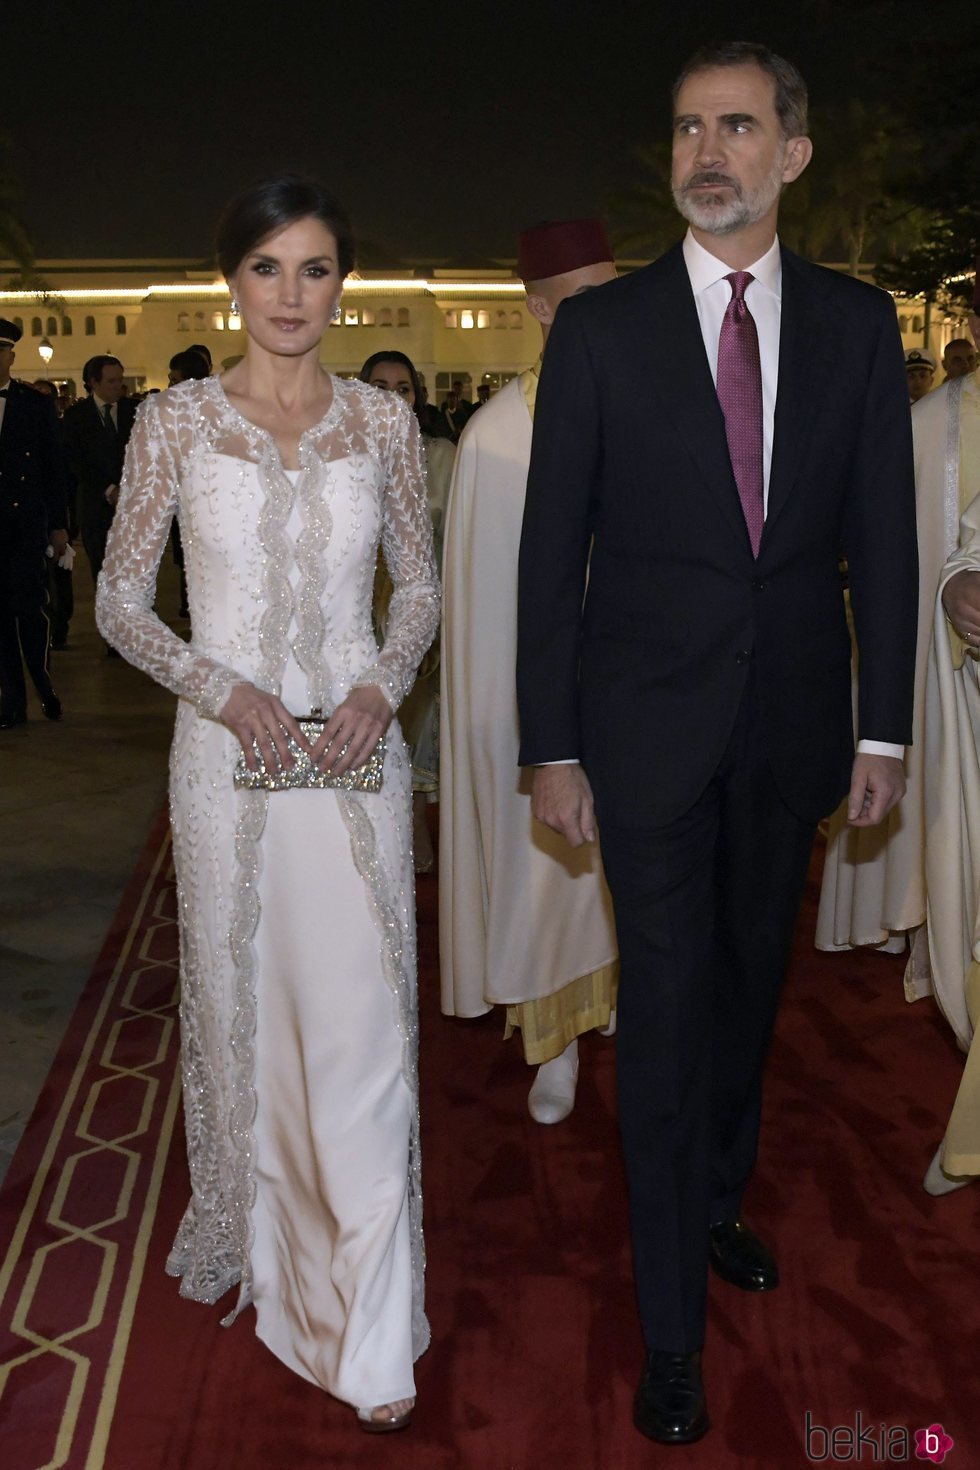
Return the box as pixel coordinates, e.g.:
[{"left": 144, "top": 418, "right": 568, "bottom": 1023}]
[{"left": 517, "top": 218, "right": 614, "bottom": 283}]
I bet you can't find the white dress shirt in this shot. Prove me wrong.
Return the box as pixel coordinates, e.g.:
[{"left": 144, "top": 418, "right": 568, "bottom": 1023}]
[{"left": 0, "top": 377, "right": 10, "bottom": 434}]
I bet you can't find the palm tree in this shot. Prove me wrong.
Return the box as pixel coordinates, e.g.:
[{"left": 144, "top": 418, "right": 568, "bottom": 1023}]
[
  {"left": 0, "top": 134, "right": 35, "bottom": 275},
  {"left": 780, "top": 100, "right": 919, "bottom": 275}
]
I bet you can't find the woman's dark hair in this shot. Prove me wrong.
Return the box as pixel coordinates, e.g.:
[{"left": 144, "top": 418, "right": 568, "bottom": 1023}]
[
  {"left": 216, "top": 175, "right": 356, "bottom": 280},
  {"left": 359, "top": 351, "right": 424, "bottom": 428},
  {"left": 169, "top": 348, "right": 211, "bottom": 380}
]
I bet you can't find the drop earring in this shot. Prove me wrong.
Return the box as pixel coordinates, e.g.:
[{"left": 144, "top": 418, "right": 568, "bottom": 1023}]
[{"left": 332, "top": 305, "right": 342, "bottom": 322}]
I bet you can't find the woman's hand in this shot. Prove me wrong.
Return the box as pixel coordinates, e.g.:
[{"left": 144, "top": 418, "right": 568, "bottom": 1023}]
[
  {"left": 220, "top": 682, "right": 312, "bottom": 772},
  {"left": 310, "top": 685, "right": 393, "bottom": 776}
]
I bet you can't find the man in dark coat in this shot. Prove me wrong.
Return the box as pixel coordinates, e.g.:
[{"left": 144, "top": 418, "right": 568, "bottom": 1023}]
[
  {"left": 516, "top": 44, "right": 917, "bottom": 1446},
  {"left": 0, "top": 320, "right": 70, "bottom": 727},
  {"left": 62, "top": 354, "right": 136, "bottom": 587}
]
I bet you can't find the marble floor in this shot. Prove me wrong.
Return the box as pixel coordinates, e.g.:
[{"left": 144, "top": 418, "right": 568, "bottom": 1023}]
[{"left": 0, "top": 555, "right": 183, "bottom": 1184}]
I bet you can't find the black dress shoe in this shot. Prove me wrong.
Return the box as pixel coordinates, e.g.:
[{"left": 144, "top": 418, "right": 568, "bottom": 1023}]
[
  {"left": 0, "top": 707, "right": 27, "bottom": 730},
  {"left": 41, "top": 690, "right": 62, "bottom": 721},
  {"left": 634, "top": 1350, "right": 709, "bottom": 1444},
  {"left": 709, "top": 1218, "right": 779, "bottom": 1291}
]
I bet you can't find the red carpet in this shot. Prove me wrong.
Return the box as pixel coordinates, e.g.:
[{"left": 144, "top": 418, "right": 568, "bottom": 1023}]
[{"left": 2, "top": 815, "right": 979, "bottom": 1469}]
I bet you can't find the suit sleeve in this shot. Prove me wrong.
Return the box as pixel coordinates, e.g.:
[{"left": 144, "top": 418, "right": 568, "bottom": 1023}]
[
  {"left": 516, "top": 304, "right": 601, "bottom": 765},
  {"left": 842, "top": 297, "right": 919, "bottom": 746}
]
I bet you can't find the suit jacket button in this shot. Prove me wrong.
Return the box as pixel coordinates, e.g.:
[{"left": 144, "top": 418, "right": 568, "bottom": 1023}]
[{"left": 736, "top": 650, "right": 751, "bottom": 665}]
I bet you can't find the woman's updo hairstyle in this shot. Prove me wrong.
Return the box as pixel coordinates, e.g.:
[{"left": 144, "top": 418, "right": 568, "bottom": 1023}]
[{"left": 216, "top": 175, "right": 356, "bottom": 281}]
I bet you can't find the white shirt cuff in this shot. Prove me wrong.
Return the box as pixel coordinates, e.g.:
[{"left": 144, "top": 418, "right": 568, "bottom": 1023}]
[
  {"left": 537, "top": 759, "right": 579, "bottom": 766},
  {"left": 856, "top": 739, "right": 904, "bottom": 761}
]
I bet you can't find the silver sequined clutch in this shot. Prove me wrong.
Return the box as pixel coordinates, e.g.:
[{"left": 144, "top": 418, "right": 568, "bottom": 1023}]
[{"left": 233, "top": 711, "right": 386, "bottom": 793}]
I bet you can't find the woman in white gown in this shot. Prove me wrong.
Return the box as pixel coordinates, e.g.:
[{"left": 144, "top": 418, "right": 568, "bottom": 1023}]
[{"left": 96, "top": 177, "right": 439, "bottom": 1431}]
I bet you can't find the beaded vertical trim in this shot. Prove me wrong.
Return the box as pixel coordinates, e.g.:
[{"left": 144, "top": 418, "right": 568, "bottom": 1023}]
[{"left": 944, "top": 376, "right": 966, "bottom": 558}]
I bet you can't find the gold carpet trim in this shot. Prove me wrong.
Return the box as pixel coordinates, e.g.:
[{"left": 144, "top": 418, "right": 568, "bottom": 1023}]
[
  {"left": 504, "top": 961, "right": 620, "bottom": 1064},
  {"left": 0, "top": 828, "right": 179, "bottom": 1470}
]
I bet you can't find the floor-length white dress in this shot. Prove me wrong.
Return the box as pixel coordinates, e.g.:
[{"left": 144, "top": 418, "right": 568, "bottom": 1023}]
[{"left": 96, "top": 375, "right": 439, "bottom": 1407}]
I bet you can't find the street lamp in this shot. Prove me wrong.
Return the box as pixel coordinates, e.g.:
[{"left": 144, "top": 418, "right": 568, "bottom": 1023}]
[{"left": 38, "top": 337, "right": 54, "bottom": 364}]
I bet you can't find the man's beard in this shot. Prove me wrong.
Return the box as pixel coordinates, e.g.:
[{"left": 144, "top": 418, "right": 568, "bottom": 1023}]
[{"left": 672, "top": 152, "right": 785, "bottom": 235}]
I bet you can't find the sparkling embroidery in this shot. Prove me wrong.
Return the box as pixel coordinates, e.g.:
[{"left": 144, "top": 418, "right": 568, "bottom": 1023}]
[{"left": 95, "top": 374, "right": 440, "bottom": 1351}]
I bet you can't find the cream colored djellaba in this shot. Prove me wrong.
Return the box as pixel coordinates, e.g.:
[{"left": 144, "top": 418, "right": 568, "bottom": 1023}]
[
  {"left": 924, "top": 371, "right": 980, "bottom": 1178},
  {"left": 815, "top": 378, "right": 969, "bottom": 975},
  {"left": 439, "top": 376, "right": 618, "bottom": 1022},
  {"left": 96, "top": 375, "right": 439, "bottom": 1407}
]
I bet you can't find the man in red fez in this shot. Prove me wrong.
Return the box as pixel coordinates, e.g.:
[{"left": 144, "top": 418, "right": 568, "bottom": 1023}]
[
  {"left": 517, "top": 43, "right": 917, "bottom": 1446},
  {"left": 440, "top": 219, "right": 620, "bottom": 1126}
]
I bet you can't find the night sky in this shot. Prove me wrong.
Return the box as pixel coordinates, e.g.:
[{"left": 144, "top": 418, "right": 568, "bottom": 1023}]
[{"left": 5, "top": 0, "right": 970, "bottom": 267}]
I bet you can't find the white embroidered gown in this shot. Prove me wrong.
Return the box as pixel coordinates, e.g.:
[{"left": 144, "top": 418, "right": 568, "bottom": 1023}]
[{"left": 96, "top": 375, "right": 439, "bottom": 1407}]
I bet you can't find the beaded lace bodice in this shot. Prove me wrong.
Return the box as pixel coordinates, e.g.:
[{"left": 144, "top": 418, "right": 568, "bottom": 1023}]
[{"left": 96, "top": 374, "right": 440, "bottom": 719}]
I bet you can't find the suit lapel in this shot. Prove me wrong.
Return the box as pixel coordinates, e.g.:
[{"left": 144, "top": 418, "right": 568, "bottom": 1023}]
[
  {"left": 762, "top": 248, "right": 840, "bottom": 547},
  {"left": 633, "top": 247, "right": 749, "bottom": 547}
]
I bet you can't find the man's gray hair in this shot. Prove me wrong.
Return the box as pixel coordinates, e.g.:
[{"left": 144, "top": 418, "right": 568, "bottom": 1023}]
[{"left": 672, "top": 42, "right": 809, "bottom": 139}]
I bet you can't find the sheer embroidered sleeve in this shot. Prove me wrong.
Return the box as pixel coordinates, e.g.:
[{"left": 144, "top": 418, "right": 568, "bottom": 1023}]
[
  {"left": 353, "top": 398, "right": 441, "bottom": 711},
  {"left": 95, "top": 391, "right": 243, "bottom": 720}
]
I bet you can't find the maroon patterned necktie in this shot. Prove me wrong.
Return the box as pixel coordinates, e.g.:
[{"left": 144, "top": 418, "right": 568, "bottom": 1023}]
[{"left": 716, "top": 271, "right": 764, "bottom": 556}]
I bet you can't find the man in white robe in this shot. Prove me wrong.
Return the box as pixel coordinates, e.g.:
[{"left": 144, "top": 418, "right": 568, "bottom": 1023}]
[
  {"left": 920, "top": 311, "right": 980, "bottom": 1191},
  {"left": 440, "top": 220, "right": 619, "bottom": 1123},
  {"left": 815, "top": 332, "right": 976, "bottom": 998}
]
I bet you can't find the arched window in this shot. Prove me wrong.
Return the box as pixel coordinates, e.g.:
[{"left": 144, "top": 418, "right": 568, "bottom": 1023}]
[
  {"left": 444, "top": 310, "right": 458, "bottom": 329},
  {"left": 897, "top": 314, "right": 909, "bottom": 332},
  {"left": 510, "top": 310, "right": 523, "bottom": 329},
  {"left": 495, "top": 310, "right": 507, "bottom": 329},
  {"left": 31, "top": 317, "right": 42, "bottom": 336},
  {"left": 115, "top": 315, "right": 127, "bottom": 335},
  {"left": 397, "top": 307, "right": 410, "bottom": 328},
  {"left": 46, "top": 316, "right": 58, "bottom": 336},
  {"left": 211, "top": 310, "right": 225, "bottom": 331},
  {"left": 177, "top": 311, "right": 190, "bottom": 332},
  {"left": 193, "top": 311, "right": 207, "bottom": 331},
  {"left": 13, "top": 316, "right": 23, "bottom": 332},
  {"left": 476, "top": 310, "right": 490, "bottom": 329},
  {"left": 912, "top": 314, "right": 923, "bottom": 333},
  {"left": 378, "top": 307, "right": 393, "bottom": 328},
  {"left": 62, "top": 316, "right": 73, "bottom": 336},
  {"left": 344, "top": 307, "right": 359, "bottom": 326},
  {"left": 85, "top": 315, "right": 96, "bottom": 335},
  {"left": 361, "top": 307, "right": 375, "bottom": 326},
  {"left": 460, "top": 310, "right": 475, "bottom": 330}
]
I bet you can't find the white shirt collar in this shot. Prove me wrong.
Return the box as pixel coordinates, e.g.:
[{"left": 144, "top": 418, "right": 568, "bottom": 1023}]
[
  {"left": 682, "top": 229, "right": 782, "bottom": 298},
  {"left": 92, "top": 392, "right": 110, "bottom": 412}
]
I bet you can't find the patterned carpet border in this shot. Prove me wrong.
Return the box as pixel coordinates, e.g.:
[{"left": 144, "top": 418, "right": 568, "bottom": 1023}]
[{"left": 0, "top": 810, "right": 180, "bottom": 1470}]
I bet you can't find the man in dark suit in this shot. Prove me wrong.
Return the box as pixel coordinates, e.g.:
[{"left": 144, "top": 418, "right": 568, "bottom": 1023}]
[
  {"left": 516, "top": 44, "right": 917, "bottom": 1446},
  {"left": 0, "top": 320, "right": 70, "bottom": 728},
  {"left": 62, "top": 354, "right": 136, "bottom": 589}
]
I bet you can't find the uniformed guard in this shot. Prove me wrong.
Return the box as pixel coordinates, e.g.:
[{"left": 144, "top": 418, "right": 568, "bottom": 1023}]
[{"left": 0, "top": 318, "right": 69, "bottom": 728}]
